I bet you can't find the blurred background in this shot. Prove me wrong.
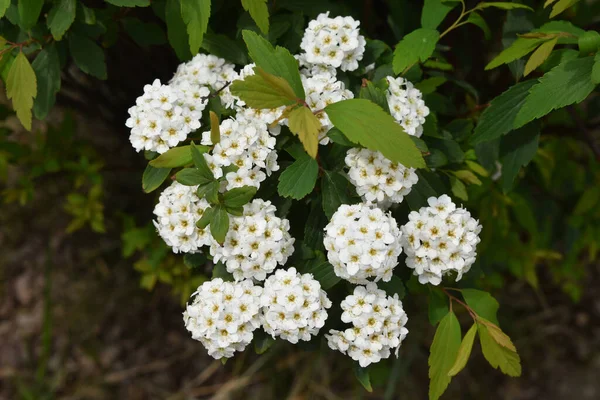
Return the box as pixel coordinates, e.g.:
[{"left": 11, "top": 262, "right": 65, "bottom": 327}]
[{"left": 1, "top": 0, "right": 600, "bottom": 399}]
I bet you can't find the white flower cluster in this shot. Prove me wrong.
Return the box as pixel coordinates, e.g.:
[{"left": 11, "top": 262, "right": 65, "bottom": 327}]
[
  {"left": 260, "top": 268, "right": 332, "bottom": 343},
  {"left": 126, "top": 79, "right": 209, "bottom": 153},
  {"left": 345, "top": 148, "right": 418, "bottom": 207},
  {"left": 324, "top": 203, "right": 402, "bottom": 284},
  {"left": 171, "top": 53, "right": 238, "bottom": 98},
  {"left": 153, "top": 182, "right": 211, "bottom": 253},
  {"left": 386, "top": 76, "right": 430, "bottom": 137},
  {"left": 201, "top": 115, "right": 279, "bottom": 190},
  {"left": 211, "top": 199, "right": 295, "bottom": 281},
  {"left": 183, "top": 278, "right": 262, "bottom": 359},
  {"left": 326, "top": 283, "right": 408, "bottom": 367},
  {"left": 301, "top": 71, "right": 354, "bottom": 144},
  {"left": 400, "top": 195, "right": 482, "bottom": 285},
  {"left": 301, "top": 12, "right": 366, "bottom": 71}
]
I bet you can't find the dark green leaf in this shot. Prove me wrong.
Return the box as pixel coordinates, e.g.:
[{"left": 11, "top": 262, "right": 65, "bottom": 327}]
[
  {"left": 321, "top": 170, "right": 351, "bottom": 219},
  {"left": 123, "top": 19, "right": 167, "bottom": 48},
  {"left": 393, "top": 28, "right": 440, "bottom": 74},
  {"left": 254, "top": 330, "right": 275, "bottom": 354},
  {"left": 197, "top": 181, "right": 220, "bottom": 204},
  {"left": 461, "top": 289, "right": 500, "bottom": 325},
  {"left": 0, "top": 0, "right": 9, "bottom": 18},
  {"left": 378, "top": 275, "right": 405, "bottom": 299},
  {"left": 359, "top": 80, "right": 389, "bottom": 111},
  {"left": 500, "top": 121, "right": 540, "bottom": 192},
  {"left": 415, "top": 76, "right": 447, "bottom": 95},
  {"left": 222, "top": 186, "right": 257, "bottom": 207},
  {"left": 429, "top": 311, "right": 461, "bottom": 400},
  {"left": 304, "top": 260, "right": 340, "bottom": 290},
  {"left": 277, "top": 153, "right": 319, "bottom": 199},
  {"left": 142, "top": 164, "right": 171, "bottom": 193},
  {"left": 202, "top": 32, "right": 248, "bottom": 65},
  {"left": 47, "top": 0, "right": 76, "bottom": 40},
  {"left": 32, "top": 43, "right": 61, "bottom": 120},
  {"left": 210, "top": 206, "right": 230, "bottom": 244},
  {"left": 69, "top": 34, "right": 107, "bottom": 79},
  {"left": 212, "top": 261, "right": 234, "bottom": 281},
  {"left": 105, "top": 0, "right": 150, "bottom": 6},
  {"left": 166, "top": 0, "right": 192, "bottom": 60},
  {"left": 450, "top": 176, "right": 468, "bottom": 201},
  {"left": 176, "top": 168, "right": 213, "bottom": 186},
  {"left": 150, "top": 145, "right": 209, "bottom": 168},
  {"left": 353, "top": 364, "right": 373, "bottom": 392},
  {"left": 196, "top": 206, "right": 214, "bottom": 229},
  {"left": 225, "top": 205, "right": 244, "bottom": 216},
  {"left": 18, "top": 0, "right": 43, "bottom": 30},
  {"left": 184, "top": 253, "right": 206, "bottom": 269},
  {"left": 191, "top": 142, "right": 215, "bottom": 180},
  {"left": 325, "top": 99, "right": 425, "bottom": 168},
  {"left": 428, "top": 287, "right": 448, "bottom": 325},
  {"left": 327, "top": 127, "right": 357, "bottom": 147},
  {"left": 426, "top": 137, "right": 464, "bottom": 164},
  {"left": 592, "top": 53, "right": 600, "bottom": 84}
]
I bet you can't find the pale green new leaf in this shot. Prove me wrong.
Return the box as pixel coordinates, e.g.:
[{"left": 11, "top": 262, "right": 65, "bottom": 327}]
[
  {"left": 470, "top": 80, "right": 537, "bottom": 145},
  {"left": 429, "top": 311, "right": 461, "bottom": 400},
  {"left": 277, "top": 153, "right": 319, "bottom": 199},
  {"left": 47, "top": 0, "right": 76, "bottom": 40},
  {"left": 288, "top": 106, "right": 321, "bottom": 158},
  {"left": 242, "top": 0, "right": 269, "bottom": 34},
  {"left": 478, "top": 323, "right": 522, "bottom": 377},
  {"left": 181, "top": 0, "right": 211, "bottom": 55},
  {"left": 477, "top": 317, "right": 517, "bottom": 352},
  {"left": 6, "top": 52, "right": 37, "bottom": 130},
  {"left": 485, "top": 38, "right": 546, "bottom": 70},
  {"left": 476, "top": 2, "right": 533, "bottom": 11},
  {"left": 325, "top": 99, "right": 425, "bottom": 168},
  {"left": 461, "top": 289, "right": 499, "bottom": 325},
  {"left": 230, "top": 68, "right": 298, "bottom": 109},
  {"left": 393, "top": 28, "right": 440, "bottom": 74},
  {"left": 32, "top": 43, "right": 61, "bottom": 120},
  {"left": 242, "top": 30, "right": 305, "bottom": 98},
  {"left": 421, "top": 0, "right": 458, "bottom": 30},
  {"left": 550, "top": 0, "right": 579, "bottom": 18},
  {"left": 448, "top": 324, "right": 477, "bottom": 377},
  {"left": 514, "top": 56, "right": 596, "bottom": 128},
  {"left": 524, "top": 37, "right": 557, "bottom": 76}
]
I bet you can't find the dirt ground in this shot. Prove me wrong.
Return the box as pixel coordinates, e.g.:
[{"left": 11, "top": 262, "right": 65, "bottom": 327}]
[{"left": 1, "top": 113, "right": 600, "bottom": 400}]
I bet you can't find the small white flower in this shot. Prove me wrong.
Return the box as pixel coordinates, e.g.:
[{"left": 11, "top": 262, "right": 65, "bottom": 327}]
[{"left": 386, "top": 76, "right": 430, "bottom": 138}]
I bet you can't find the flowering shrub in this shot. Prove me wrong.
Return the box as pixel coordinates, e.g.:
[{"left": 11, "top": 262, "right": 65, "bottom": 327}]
[{"left": 3, "top": 0, "right": 600, "bottom": 398}]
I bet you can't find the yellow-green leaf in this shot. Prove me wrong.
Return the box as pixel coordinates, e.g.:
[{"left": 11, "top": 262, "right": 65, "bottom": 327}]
[
  {"left": 485, "top": 38, "right": 547, "bottom": 70},
  {"left": 429, "top": 311, "right": 461, "bottom": 400},
  {"left": 210, "top": 111, "right": 220, "bottom": 144},
  {"left": 477, "top": 323, "right": 522, "bottom": 377},
  {"left": 524, "top": 37, "right": 558, "bottom": 76},
  {"left": 230, "top": 67, "right": 298, "bottom": 109},
  {"left": 6, "top": 52, "right": 37, "bottom": 130},
  {"left": 181, "top": 0, "right": 211, "bottom": 55},
  {"left": 550, "top": 0, "right": 579, "bottom": 18},
  {"left": 241, "top": 0, "right": 269, "bottom": 34},
  {"left": 288, "top": 106, "right": 321, "bottom": 158},
  {"left": 448, "top": 324, "right": 477, "bottom": 377},
  {"left": 476, "top": 2, "right": 533, "bottom": 11},
  {"left": 476, "top": 317, "right": 517, "bottom": 352}
]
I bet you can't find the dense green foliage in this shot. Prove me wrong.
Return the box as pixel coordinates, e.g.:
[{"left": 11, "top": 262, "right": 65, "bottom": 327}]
[{"left": 1, "top": 0, "right": 599, "bottom": 399}]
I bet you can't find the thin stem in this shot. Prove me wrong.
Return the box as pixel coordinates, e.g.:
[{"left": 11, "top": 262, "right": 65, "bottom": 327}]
[{"left": 442, "top": 287, "right": 477, "bottom": 320}]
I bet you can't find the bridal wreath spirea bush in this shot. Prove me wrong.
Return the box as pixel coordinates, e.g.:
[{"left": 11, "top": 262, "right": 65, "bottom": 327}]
[
  {"left": 326, "top": 283, "right": 408, "bottom": 367},
  {"left": 126, "top": 4, "right": 527, "bottom": 392},
  {"left": 400, "top": 195, "right": 482, "bottom": 285}
]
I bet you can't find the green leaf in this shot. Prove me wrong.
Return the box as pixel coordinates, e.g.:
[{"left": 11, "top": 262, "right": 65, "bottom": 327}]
[
  {"left": 47, "top": 0, "right": 76, "bottom": 40},
  {"left": 149, "top": 145, "right": 209, "bottom": 168},
  {"left": 32, "top": 43, "right": 61, "bottom": 120},
  {"left": 578, "top": 30, "right": 600, "bottom": 55},
  {"left": 486, "top": 38, "right": 547, "bottom": 70},
  {"left": 288, "top": 106, "right": 321, "bottom": 158},
  {"left": 222, "top": 186, "right": 257, "bottom": 207},
  {"left": 524, "top": 37, "right": 557, "bottom": 77},
  {"left": 142, "top": 164, "right": 171, "bottom": 193},
  {"left": 476, "top": 2, "right": 533, "bottom": 11},
  {"left": 176, "top": 168, "right": 213, "bottom": 186},
  {"left": 242, "top": 30, "right": 305, "bottom": 98},
  {"left": 191, "top": 142, "right": 215, "bottom": 180},
  {"left": 591, "top": 53, "right": 600, "bottom": 84},
  {"left": 183, "top": 253, "right": 206, "bottom": 269},
  {"left": 429, "top": 311, "right": 461, "bottom": 400},
  {"left": 105, "top": 0, "right": 150, "bottom": 6},
  {"left": 378, "top": 275, "right": 406, "bottom": 299},
  {"left": 212, "top": 262, "right": 234, "bottom": 281},
  {"left": 210, "top": 206, "right": 230, "bottom": 244},
  {"left": 327, "top": 127, "right": 357, "bottom": 147},
  {"left": 549, "top": 0, "right": 579, "bottom": 18},
  {"left": 304, "top": 260, "right": 340, "bottom": 290},
  {"left": 166, "top": 0, "right": 192, "bottom": 60},
  {"left": 358, "top": 80, "right": 389, "bottom": 111},
  {"left": 470, "top": 80, "right": 537, "bottom": 145},
  {"left": 321, "top": 170, "right": 351, "bottom": 219},
  {"left": 428, "top": 287, "right": 448, "bottom": 326},
  {"left": 450, "top": 176, "right": 468, "bottom": 201},
  {"left": 461, "top": 289, "right": 499, "bottom": 325},
  {"left": 230, "top": 67, "right": 298, "bottom": 109},
  {"left": 325, "top": 99, "right": 425, "bottom": 168},
  {"left": 196, "top": 206, "right": 214, "bottom": 229},
  {"left": 427, "top": 137, "right": 464, "bottom": 164},
  {"left": 448, "top": 323, "right": 477, "bottom": 377},
  {"left": 466, "top": 12, "right": 491, "bottom": 40},
  {"left": 452, "top": 170, "right": 482, "bottom": 185},
  {"left": 277, "top": 153, "right": 319, "bottom": 199},
  {"left": 393, "top": 28, "right": 440, "bottom": 74},
  {"left": 514, "top": 56, "right": 596, "bottom": 128},
  {"left": 477, "top": 323, "right": 521, "bottom": 377},
  {"left": 123, "top": 19, "right": 167, "bottom": 48},
  {"left": 69, "top": 34, "right": 107, "bottom": 79},
  {"left": 477, "top": 317, "right": 517, "bottom": 352},
  {"left": 209, "top": 111, "right": 220, "bottom": 144},
  {"left": 421, "top": 0, "right": 458, "bottom": 30},
  {"left": 242, "top": 0, "right": 269, "bottom": 34},
  {"left": 353, "top": 364, "right": 373, "bottom": 392},
  {"left": 202, "top": 32, "right": 248, "bottom": 65},
  {"left": 415, "top": 77, "right": 447, "bottom": 95},
  {"left": 180, "top": 0, "right": 211, "bottom": 55},
  {"left": 254, "top": 330, "right": 275, "bottom": 354},
  {"left": 197, "top": 181, "right": 220, "bottom": 204},
  {"left": 18, "top": 0, "right": 43, "bottom": 30},
  {"left": 0, "top": 0, "right": 9, "bottom": 18},
  {"left": 500, "top": 122, "right": 540, "bottom": 192},
  {"left": 6, "top": 52, "right": 37, "bottom": 131}
]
